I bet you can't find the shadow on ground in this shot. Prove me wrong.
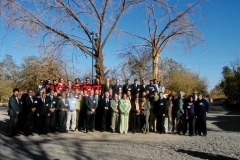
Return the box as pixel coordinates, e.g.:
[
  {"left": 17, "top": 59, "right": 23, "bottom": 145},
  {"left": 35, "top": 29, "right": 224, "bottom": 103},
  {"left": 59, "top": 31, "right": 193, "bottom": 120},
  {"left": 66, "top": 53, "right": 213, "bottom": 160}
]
[{"left": 176, "top": 149, "right": 238, "bottom": 160}]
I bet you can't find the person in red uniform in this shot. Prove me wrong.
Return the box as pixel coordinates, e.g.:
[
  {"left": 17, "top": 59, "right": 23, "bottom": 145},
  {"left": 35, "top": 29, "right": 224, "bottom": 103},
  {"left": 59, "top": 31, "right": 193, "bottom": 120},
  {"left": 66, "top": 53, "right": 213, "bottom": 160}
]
[
  {"left": 72, "top": 78, "right": 82, "bottom": 91},
  {"left": 50, "top": 80, "right": 58, "bottom": 92},
  {"left": 92, "top": 78, "right": 102, "bottom": 96},
  {"left": 82, "top": 78, "right": 92, "bottom": 96},
  {"left": 55, "top": 77, "right": 66, "bottom": 93}
]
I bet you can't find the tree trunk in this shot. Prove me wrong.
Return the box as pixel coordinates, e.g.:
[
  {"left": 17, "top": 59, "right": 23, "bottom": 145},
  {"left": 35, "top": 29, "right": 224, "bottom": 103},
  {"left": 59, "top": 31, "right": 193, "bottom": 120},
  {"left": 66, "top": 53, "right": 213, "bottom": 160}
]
[
  {"left": 94, "top": 51, "right": 106, "bottom": 84},
  {"left": 152, "top": 53, "right": 159, "bottom": 80}
]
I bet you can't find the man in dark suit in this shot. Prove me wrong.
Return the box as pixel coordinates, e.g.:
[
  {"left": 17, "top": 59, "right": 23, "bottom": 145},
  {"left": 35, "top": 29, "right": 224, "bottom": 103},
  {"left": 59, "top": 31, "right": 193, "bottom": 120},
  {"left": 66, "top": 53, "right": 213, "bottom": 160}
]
[
  {"left": 112, "top": 79, "right": 122, "bottom": 95},
  {"left": 153, "top": 92, "right": 167, "bottom": 134},
  {"left": 56, "top": 92, "right": 68, "bottom": 133},
  {"left": 131, "top": 79, "right": 141, "bottom": 99},
  {"left": 84, "top": 90, "right": 98, "bottom": 133},
  {"left": 36, "top": 92, "right": 50, "bottom": 135},
  {"left": 46, "top": 89, "right": 58, "bottom": 132},
  {"left": 102, "top": 78, "right": 112, "bottom": 96},
  {"left": 101, "top": 92, "right": 110, "bottom": 131},
  {"left": 140, "top": 79, "right": 148, "bottom": 96},
  {"left": 7, "top": 88, "right": 20, "bottom": 136},
  {"left": 122, "top": 79, "right": 132, "bottom": 94},
  {"left": 24, "top": 89, "right": 37, "bottom": 136}
]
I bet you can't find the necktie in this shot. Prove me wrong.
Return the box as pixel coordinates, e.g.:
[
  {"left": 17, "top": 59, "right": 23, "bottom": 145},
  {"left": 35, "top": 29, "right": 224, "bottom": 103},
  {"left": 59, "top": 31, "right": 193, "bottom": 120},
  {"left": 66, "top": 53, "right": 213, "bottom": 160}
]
[{"left": 16, "top": 97, "right": 19, "bottom": 104}]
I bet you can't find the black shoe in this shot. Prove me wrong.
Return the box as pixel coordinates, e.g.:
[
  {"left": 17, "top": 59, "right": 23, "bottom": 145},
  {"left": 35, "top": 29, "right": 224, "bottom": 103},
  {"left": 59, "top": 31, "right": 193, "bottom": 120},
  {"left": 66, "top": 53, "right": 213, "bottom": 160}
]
[{"left": 85, "top": 130, "right": 89, "bottom": 133}]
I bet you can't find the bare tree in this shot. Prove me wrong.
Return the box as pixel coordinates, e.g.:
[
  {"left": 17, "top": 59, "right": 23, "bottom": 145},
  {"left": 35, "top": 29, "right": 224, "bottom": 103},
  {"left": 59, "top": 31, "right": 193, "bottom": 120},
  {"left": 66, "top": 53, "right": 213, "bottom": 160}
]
[
  {"left": 119, "top": 0, "right": 205, "bottom": 79},
  {"left": 0, "top": 0, "right": 142, "bottom": 83}
]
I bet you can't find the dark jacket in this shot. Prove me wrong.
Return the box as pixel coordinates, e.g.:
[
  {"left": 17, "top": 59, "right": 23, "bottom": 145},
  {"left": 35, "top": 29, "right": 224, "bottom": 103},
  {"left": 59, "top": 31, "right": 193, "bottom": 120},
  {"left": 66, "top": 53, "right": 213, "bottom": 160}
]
[
  {"left": 112, "top": 84, "right": 123, "bottom": 94},
  {"left": 195, "top": 98, "right": 210, "bottom": 116},
  {"left": 84, "top": 96, "right": 95, "bottom": 114},
  {"left": 8, "top": 95, "right": 20, "bottom": 116},
  {"left": 37, "top": 98, "right": 50, "bottom": 116},
  {"left": 46, "top": 95, "right": 57, "bottom": 109},
  {"left": 122, "top": 84, "right": 132, "bottom": 94},
  {"left": 102, "top": 83, "right": 112, "bottom": 94},
  {"left": 131, "top": 84, "right": 141, "bottom": 97},
  {"left": 56, "top": 98, "right": 68, "bottom": 111},
  {"left": 153, "top": 97, "right": 167, "bottom": 116}
]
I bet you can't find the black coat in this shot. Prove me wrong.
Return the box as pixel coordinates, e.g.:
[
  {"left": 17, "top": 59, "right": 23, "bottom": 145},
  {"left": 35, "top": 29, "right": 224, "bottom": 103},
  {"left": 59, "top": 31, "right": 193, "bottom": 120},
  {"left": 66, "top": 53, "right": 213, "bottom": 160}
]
[
  {"left": 131, "top": 84, "right": 141, "bottom": 96},
  {"left": 112, "top": 84, "right": 123, "bottom": 94},
  {"left": 153, "top": 97, "right": 167, "bottom": 116},
  {"left": 37, "top": 98, "right": 50, "bottom": 116},
  {"left": 102, "top": 83, "right": 112, "bottom": 94},
  {"left": 101, "top": 97, "right": 110, "bottom": 113},
  {"left": 122, "top": 84, "right": 132, "bottom": 94}
]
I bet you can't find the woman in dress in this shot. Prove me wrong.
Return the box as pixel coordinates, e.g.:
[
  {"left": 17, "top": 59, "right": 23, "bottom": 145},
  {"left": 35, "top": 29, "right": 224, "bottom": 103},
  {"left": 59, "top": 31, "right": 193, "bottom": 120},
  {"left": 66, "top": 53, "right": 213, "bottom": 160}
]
[{"left": 119, "top": 94, "right": 131, "bottom": 134}]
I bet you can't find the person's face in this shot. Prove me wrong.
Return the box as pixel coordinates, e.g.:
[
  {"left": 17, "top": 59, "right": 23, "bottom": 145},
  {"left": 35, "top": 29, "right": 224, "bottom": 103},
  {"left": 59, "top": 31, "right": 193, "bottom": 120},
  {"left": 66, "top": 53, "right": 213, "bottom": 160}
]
[
  {"left": 180, "top": 92, "right": 185, "bottom": 97},
  {"left": 116, "top": 79, "right": 120, "bottom": 84},
  {"left": 135, "top": 98, "right": 139, "bottom": 102},
  {"left": 105, "top": 92, "right": 109, "bottom": 98},
  {"left": 142, "top": 97, "right": 146, "bottom": 102},
  {"left": 48, "top": 80, "right": 51, "bottom": 84},
  {"left": 119, "top": 89, "right": 122, "bottom": 94},
  {"left": 83, "top": 90, "right": 87, "bottom": 95},
  {"left": 60, "top": 78, "right": 64, "bottom": 83},
  {"left": 53, "top": 80, "right": 57, "bottom": 85},
  {"left": 106, "top": 78, "right": 110, "bottom": 83},
  {"left": 109, "top": 89, "right": 113, "bottom": 94},
  {"left": 142, "top": 80, "right": 146, "bottom": 85},
  {"left": 123, "top": 94, "right": 127, "bottom": 99},
  {"left": 160, "top": 93, "right": 164, "bottom": 98},
  {"left": 50, "top": 90, "right": 54, "bottom": 95},
  {"left": 150, "top": 81, "right": 153, "bottom": 85},
  {"left": 134, "top": 80, "right": 138, "bottom": 85},
  {"left": 142, "top": 92, "right": 146, "bottom": 96},
  {"left": 13, "top": 91, "right": 19, "bottom": 97},
  {"left": 86, "top": 79, "right": 90, "bottom": 84},
  {"left": 91, "top": 90, "right": 94, "bottom": 96},
  {"left": 95, "top": 90, "right": 99, "bottom": 95},
  {"left": 75, "top": 79, "right": 80, "bottom": 84},
  {"left": 78, "top": 94, "right": 82, "bottom": 100},
  {"left": 68, "top": 81, "right": 71, "bottom": 85},
  {"left": 54, "top": 92, "right": 58, "bottom": 97},
  {"left": 114, "top": 94, "right": 118, "bottom": 100},
  {"left": 42, "top": 93, "right": 46, "bottom": 99},
  {"left": 28, "top": 90, "right": 33, "bottom": 96},
  {"left": 127, "top": 91, "right": 131, "bottom": 96},
  {"left": 127, "top": 80, "right": 130, "bottom": 85},
  {"left": 40, "top": 81, "right": 43, "bottom": 84},
  {"left": 70, "top": 92, "right": 74, "bottom": 98},
  {"left": 169, "top": 96, "right": 172, "bottom": 100},
  {"left": 198, "top": 95, "right": 203, "bottom": 100}
]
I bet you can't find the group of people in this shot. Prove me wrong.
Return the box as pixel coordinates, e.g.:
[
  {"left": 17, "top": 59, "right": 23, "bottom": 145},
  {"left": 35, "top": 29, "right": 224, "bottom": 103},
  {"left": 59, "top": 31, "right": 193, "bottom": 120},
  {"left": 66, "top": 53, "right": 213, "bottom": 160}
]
[{"left": 7, "top": 77, "right": 210, "bottom": 137}]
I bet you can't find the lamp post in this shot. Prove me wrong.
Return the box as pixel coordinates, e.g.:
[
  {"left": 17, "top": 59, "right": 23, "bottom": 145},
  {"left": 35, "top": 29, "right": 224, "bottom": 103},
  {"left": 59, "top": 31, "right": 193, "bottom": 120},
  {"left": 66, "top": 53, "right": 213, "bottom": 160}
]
[
  {"left": 90, "top": 32, "right": 98, "bottom": 85},
  {"left": 90, "top": 32, "right": 94, "bottom": 85}
]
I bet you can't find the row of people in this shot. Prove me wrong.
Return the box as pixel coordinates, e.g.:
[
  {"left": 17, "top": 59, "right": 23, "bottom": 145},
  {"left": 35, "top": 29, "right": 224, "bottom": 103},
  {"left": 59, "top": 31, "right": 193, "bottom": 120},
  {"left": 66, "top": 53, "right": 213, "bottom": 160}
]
[
  {"left": 38, "top": 77, "right": 165, "bottom": 96},
  {"left": 8, "top": 85, "right": 210, "bottom": 137}
]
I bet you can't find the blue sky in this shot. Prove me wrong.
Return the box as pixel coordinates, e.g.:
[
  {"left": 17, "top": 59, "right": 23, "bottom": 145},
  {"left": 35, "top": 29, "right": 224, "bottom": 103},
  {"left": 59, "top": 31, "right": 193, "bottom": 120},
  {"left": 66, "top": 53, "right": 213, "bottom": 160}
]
[{"left": 0, "top": 0, "right": 240, "bottom": 91}]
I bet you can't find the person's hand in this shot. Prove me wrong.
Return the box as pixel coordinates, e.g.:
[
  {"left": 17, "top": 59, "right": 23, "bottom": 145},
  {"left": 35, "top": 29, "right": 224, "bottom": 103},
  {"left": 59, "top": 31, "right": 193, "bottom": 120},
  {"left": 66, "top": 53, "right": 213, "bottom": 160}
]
[
  {"left": 48, "top": 113, "right": 50, "bottom": 116},
  {"left": 91, "top": 109, "right": 95, "bottom": 113},
  {"left": 37, "top": 114, "right": 39, "bottom": 116},
  {"left": 186, "top": 117, "right": 188, "bottom": 119},
  {"left": 115, "top": 110, "right": 119, "bottom": 113},
  {"left": 31, "top": 108, "right": 36, "bottom": 112},
  {"left": 163, "top": 114, "right": 165, "bottom": 117},
  {"left": 16, "top": 111, "right": 19, "bottom": 115},
  {"left": 196, "top": 116, "right": 197, "bottom": 119}
]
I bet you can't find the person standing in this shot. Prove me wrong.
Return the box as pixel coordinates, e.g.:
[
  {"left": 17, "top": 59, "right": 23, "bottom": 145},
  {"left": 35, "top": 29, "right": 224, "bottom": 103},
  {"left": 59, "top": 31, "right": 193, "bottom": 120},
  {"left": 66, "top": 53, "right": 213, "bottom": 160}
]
[
  {"left": 153, "top": 92, "right": 167, "bottom": 134},
  {"left": 102, "top": 78, "right": 112, "bottom": 95},
  {"left": 46, "top": 89, "right": 58, "bottom": 132},
  {"left": 167, "top": 94, "right": 174, "bottom": 133},
  {"left": 7, "top": 88, "right": 20, "bottom": 136},
  {"left": 56, "top": 92, "right": 68, "bottom": 133},
  {"left": 112, "top": 79, "right": 122, "bottom": 95},
  {"left": 122, "top": 79, "right": 132, "bottom": 94},
  {"left": 66, "top": 91, "right": 78, "bottom": 132},
  {"left": 85, "top": 90, "right": 97, "bottom": 133},
  {"left": 119, "top": 94, "right": 131, "bottom": 134},
  {"left": 175, "top": 91, "right": 187, "bottom": 135},
  {"left": 195, "top": 93, "right": 210, "bottom": 136},
  {"left": 186, "top": 96, "right": 196, "bottom": 136},
  {"left": 110, "top": 94, "right": 120, "bottom": 133},
  {"left": 130, "top": 97, "right": 141, "bottom": 133},
  {"left": 141, "top": 96, "right": 151, "bottom": 134},
  {"left": 36, "top": 92, "right": 50, "bottom": 135},
  {"left": 131, "top": 79, "right": 141, "bottom": 99},
  {"left": 100, "top": 92, "right": 110, "bottom": 132},
  {"left": 24, "top": 89, "right": 37, "bottom": 136}
]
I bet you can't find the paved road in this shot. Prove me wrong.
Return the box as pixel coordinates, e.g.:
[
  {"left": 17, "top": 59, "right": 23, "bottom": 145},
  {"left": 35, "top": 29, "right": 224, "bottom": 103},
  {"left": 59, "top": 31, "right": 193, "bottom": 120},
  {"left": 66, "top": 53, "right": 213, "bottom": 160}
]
[{"left": 0, "top": 107, "right": 239, "bottom": 160}]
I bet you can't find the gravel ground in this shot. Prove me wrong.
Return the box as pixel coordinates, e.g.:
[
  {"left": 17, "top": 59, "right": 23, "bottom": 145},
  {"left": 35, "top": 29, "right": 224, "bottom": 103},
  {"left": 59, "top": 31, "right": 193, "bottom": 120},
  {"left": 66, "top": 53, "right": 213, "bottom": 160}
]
[{"left": 0, "top": 106, "right": 239, "bottom": 160}]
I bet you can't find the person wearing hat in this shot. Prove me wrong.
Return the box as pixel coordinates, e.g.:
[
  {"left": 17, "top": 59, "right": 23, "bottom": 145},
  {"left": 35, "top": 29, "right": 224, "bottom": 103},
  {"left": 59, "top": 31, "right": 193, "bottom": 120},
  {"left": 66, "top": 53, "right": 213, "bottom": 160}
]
[{"left": 7, "top": 88, "right": 20, "bottom": 136}]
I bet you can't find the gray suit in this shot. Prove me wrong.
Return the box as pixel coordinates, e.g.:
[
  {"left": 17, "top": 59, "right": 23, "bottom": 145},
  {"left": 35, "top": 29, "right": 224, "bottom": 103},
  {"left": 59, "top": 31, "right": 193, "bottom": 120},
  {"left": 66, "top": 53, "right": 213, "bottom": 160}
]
[
  {"left": 8, "top": 95, "right": 20, "bottom": 135},
  {"left": 110, "top": 99, "right": 119, "bottom": 132},
  {"left": 142, "top": 101, "right": 151, "bottom": 132}
]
